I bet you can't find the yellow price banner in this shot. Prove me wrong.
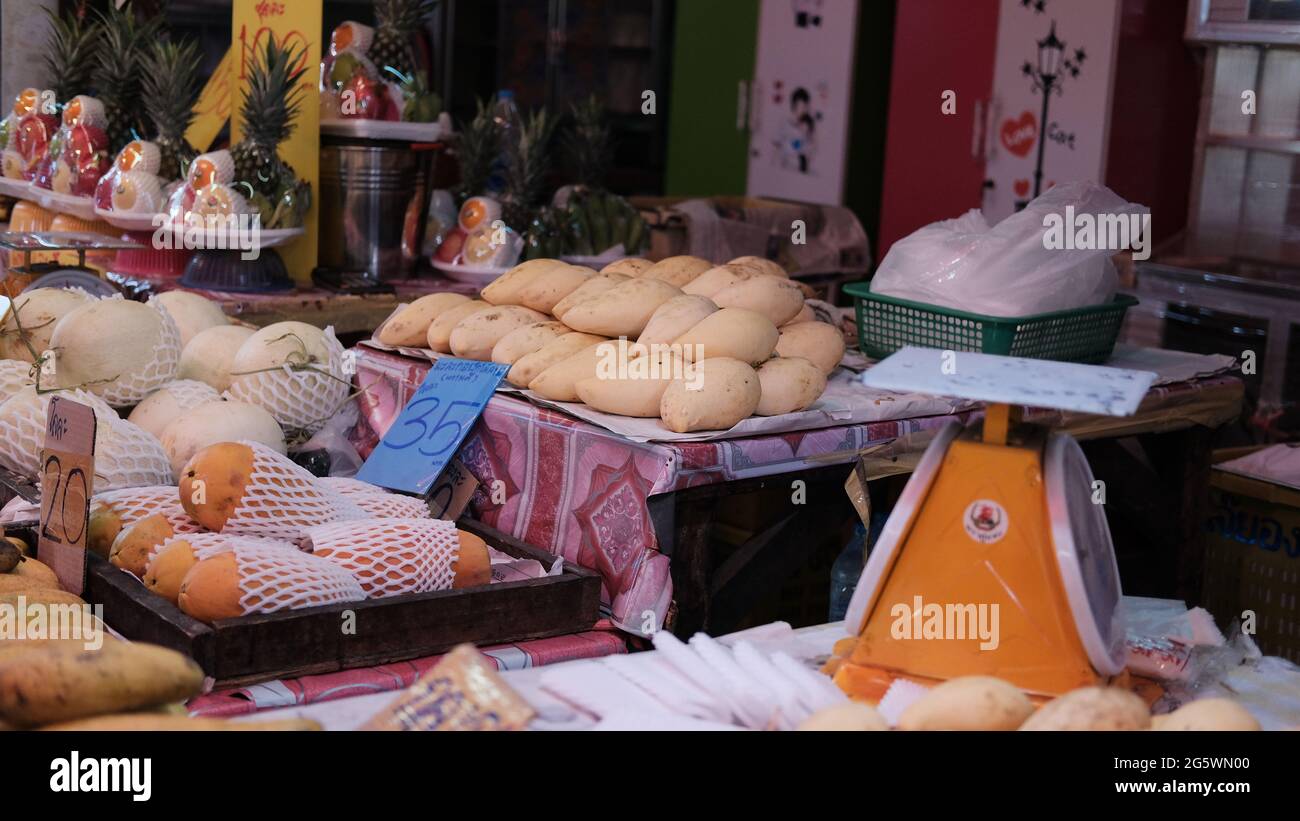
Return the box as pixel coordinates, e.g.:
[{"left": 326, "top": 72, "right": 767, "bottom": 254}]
[
  {"left": 232, "top": 0, "right": 321, "bottom": 284},
  {"left": 185, "top": 47, "right": 234, "bottom": 154}
]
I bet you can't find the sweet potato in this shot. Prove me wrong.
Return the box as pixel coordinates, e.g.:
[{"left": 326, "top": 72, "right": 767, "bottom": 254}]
[
  {"left": 0, "top": 641, "right": 205, "bottom": 727},
  {"left": 42, "top": 715, "right": 321, "bottom": 731}
]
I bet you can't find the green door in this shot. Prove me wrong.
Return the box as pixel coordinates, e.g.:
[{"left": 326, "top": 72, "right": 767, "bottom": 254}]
[{"left": 664, "top": 0, "right": 759, "bottom": 196}]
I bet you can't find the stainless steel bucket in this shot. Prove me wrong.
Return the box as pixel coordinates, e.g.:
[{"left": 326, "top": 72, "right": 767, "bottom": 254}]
[{"left": 319, "top": 142, "right": 427, "bottom": 280}]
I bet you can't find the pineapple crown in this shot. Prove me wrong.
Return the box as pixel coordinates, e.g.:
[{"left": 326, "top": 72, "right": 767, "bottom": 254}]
[
  {"left": 502, "top": 108, "right": 558, "bottom": 230},
  {"left": 141, "top": 39, "right": 202, "bottom": 141},
  {"left": 42, "top": 8, "right": 100, "bottom": 104},
  {"left": 239, "top": 38, "right": 308, "bottom": 148},
  {"left": 454, "top": 98, "right": 501, "bottom": 203},
  {"left": 563, "top": 94, "right": 611, "bottom": 190},
  {"left": 92, "top": 1, "right": 163, "bottom": 145},
  {"left": 374, "top": 0, "right": 440, "bottom": 34}
]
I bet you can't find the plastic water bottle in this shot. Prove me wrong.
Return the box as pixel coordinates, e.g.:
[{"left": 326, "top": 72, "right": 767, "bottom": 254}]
[
  {"left": 828, "top": 523, "right": 867, "bottom": 623},
  {"left": 486, "top": 90, "right": 520, "bottom": 195}
]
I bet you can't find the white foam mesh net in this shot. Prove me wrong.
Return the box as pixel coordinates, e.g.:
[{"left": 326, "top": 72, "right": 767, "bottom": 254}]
[
  {"left": 94, "top": 485, "right": 201, "bottom": 532},
  {"left": 305, "top": 518, "right": 461, "bottom": 598},
  {"left": 315, "top": 477, "right": 431, "bottom": 518},
  {"left": 0, "top": 387, "right": 115, "bottom": 480},
  {"left": 95, "top": 417, "right": 175, "bottom": 490},
  {"left": 226, "top": 326, "right": 349, "bottom": 435},
  {"left": 90, "top": 297, "right": 182, "bottom": 407},
  {"left": 216, "top": 440, "right": 367, "bottom": 539},
  {"left": 159, "top": 379, "right": 221, "bottom": 410},
  {"left": 151, "top": 531, "right": 295, "bottom": 568},
  {"left": 229, "top": 539, "right": 365, "bottom": 614},
  {"left": 0, "top": 361, "right": 33, "bottom": 402},
  {"left": 316, "top": 476, "right": 382, "bottom": 498}
]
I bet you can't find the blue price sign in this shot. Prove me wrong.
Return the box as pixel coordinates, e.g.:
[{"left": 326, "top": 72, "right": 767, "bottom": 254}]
[{"left": 356, "top": 358, "right": 508, "bottom": 494}]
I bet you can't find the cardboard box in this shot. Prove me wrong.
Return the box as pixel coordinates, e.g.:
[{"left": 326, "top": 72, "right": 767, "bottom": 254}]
[{"left": 1201, "top": 448, "right": 1300, "bottom": 663}]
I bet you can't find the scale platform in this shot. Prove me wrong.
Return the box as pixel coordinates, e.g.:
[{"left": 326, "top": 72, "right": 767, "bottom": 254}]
[
  {"left": 0, "top": 231, "right": 141, "bottom": 297},
  {"left": 833, "top": 348, "right": 1158, "bottom": 699}
]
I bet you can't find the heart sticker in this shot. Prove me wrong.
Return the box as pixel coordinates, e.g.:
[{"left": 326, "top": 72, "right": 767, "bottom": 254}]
[{"left": 1000, "top": 111, "right": 1037, "bottom": 157}]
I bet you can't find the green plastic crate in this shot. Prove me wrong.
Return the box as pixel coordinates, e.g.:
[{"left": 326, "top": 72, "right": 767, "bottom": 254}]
[{"left": 844, "top": 281, "right": 1138, "bottom": 364}]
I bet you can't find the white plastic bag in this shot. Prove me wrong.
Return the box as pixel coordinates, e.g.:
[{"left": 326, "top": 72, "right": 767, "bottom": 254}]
[{"left": 871, "top": 181, "right": 1147, "bottom": 317}]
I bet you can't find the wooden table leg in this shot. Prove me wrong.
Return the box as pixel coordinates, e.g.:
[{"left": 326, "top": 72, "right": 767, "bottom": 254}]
[
  {"left": 649, "top": 491, "right": 716, "bottom": 637},
  {"left": 1137, "top": 425, "right": 1217, "bottom": 605}
]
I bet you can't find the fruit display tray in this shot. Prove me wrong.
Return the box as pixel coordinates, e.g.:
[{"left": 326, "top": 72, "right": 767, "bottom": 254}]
[{"left": 25, "top": 518, "right": 600, "bottom": 688}]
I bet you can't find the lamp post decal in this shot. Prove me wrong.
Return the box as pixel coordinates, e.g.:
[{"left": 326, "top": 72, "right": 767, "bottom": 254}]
[{"left": 1023, "top": 21, "right": 1085, "bottom": 199}]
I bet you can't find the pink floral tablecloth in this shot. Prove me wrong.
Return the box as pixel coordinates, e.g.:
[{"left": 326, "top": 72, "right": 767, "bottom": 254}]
[
  {"left": 188, "top": 622, "right": 626, "bottom": 718},
  {"left": 349, "top": 345, "right": 1241, "bottom": 635}
]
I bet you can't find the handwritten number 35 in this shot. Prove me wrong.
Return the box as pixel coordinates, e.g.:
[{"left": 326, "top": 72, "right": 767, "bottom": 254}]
[{"left": 383, "top": 397, "right": 478, "bottom": 457}]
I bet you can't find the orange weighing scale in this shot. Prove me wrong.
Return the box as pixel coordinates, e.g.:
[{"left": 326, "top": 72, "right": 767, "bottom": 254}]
[{"left": 834, "top": 347, "right": 1158, "bottom": 701}]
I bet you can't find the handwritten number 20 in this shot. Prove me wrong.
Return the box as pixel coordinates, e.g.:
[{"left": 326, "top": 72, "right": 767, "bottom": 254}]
[{"left": 40, "top": 455, "right": 87, "bottom": 545}]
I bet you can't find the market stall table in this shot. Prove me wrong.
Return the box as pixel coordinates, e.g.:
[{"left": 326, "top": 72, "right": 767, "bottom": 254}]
[
  {"left": 349, "top": 345, "right": 1244, "bottom": 638},
  {"left": 188, "top": 622, "right": 627, "bottom": 719}
]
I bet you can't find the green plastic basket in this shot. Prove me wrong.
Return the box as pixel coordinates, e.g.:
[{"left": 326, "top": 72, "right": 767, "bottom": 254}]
[{"left": 844, "top": 281, "right": 1138, "bottom": 364}]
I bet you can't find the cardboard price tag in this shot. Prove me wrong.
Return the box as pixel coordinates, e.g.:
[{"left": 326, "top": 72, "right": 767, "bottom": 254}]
[
  {"left": 427, "top": 459, "right": 479, "bottom": 521},
  {"left": 357, "top": 359, "right": 507, "bottom": 495},
  {"left": 38, "top": 396, "right": 97, "bottom": 594}
]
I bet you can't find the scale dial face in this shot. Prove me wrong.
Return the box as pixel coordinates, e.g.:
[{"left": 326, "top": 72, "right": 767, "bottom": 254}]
[{"left": 1045, "top": 433, "right": 1126, "bottom": 675}]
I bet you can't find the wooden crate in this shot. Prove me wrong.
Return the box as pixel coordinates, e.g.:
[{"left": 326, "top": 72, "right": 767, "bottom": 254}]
[{"left": 39, "top": 519, "right": 601, "bottom": 688}]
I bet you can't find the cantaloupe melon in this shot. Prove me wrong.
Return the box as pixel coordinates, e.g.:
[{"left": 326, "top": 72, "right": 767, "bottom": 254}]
[
  {"left": 127, "top": 380, "right": 221, "bottom": 440},
  {"left": 48, "top": 297, "right": 181, "bottom": 407},
  {"left": 0, "top": 288, "right": 90, "bottom": 364},
  {"left": 160, "top": 399, "right": 286, "bottom": 475},
  {"left": 0, "top": 387, "right": 115, "bottom": 481},
  {"left": 177, "top": 324, "right": 256, "bottom": 392},
  {"left": 153, "top": 291, "right": 228, "bottom": 349},
  {"left": 226, "top": 322, "right": 348, "bottom": 434},
  {"left": 94, "top": 416, "right": 176, "bottom": 490},
  {"left": 0, "top": 360, "right": 33, "bottom": 403}
]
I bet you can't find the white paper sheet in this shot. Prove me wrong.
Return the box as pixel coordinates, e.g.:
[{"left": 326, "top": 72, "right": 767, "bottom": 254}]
[{"left": 860, "top": 346, "right": 1158, "bottom": 417}]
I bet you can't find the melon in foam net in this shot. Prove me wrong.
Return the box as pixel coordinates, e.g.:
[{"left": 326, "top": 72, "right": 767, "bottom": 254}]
[
  {"left": 178, "top": 324, "right": 256, "bottom": 392},
  {"left": 160, "top": 399, "right": 286, "bottom": 476},
  {"left": 94, "top": 416, "right": 176, "bottom": 490},
  {"left": 127, "top": 380, "right": 222, "bottom": 440},
  {"left": 0, "top": 361, "right": 33, "bottom": 403},
  {"left": 0, "top": 387, "right": 172, "bottom": 489},
  {"left": 48, "top": 296, "right": 181, "bottom": 407},
  {"left": 153, "top": 291, "right": 228, "bottom": 349},
  {"left": 226, "top": 321, "right": 349, "bottom": 435},
  {"left": 0, "top": 287, "right": 91, "bottom": 364}
]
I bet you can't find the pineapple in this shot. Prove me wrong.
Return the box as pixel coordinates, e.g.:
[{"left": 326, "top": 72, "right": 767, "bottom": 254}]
[
  {"left": 93, "top": 2, "right": 162, "bottom": 153},
  {"left": 140, "top": 39, "right": 202, "bottom": 181},
  {"left": 501, "top": 109, "right": 556, "bottom": 232},
  {"left": 42, "top": 8, "right": 100, "bottom": 104},
  {"left": 367, "top": 0, "right": 438, "bottom": 79},
  {"left": 453, "top": 99, "right": 500, "bottom": 204},
  {"left": 564, "top": 94, "right": 611, "bottom": 190},
  {"left": 230, "top": 38, "right": 307, "bottom": 200}
]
